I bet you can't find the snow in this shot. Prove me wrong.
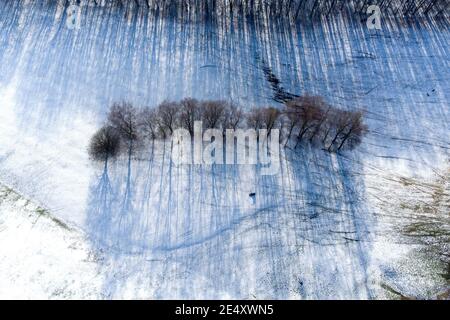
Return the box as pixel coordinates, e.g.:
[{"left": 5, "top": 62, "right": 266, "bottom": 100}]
[
  {"left": 0, "top": 1, "right": 448, "bottom": 299},
  {"left": 0, "top": 185, "right": 102, "bottom": 299}
]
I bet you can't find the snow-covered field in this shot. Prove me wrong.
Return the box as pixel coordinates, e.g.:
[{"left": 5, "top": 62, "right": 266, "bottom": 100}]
[{"left": 0, "top": 1, "right": 448, "bottom": 299}]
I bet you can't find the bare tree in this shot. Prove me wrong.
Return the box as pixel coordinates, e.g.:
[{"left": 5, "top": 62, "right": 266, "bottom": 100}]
[
  {"left": 285, "top": 96, "right": 324, "bottom": 148},
  {"left": 308, "top": 104, "right": 330, "bottom": 143},
  {"left": 179, "top": 98, "right": 201, "bottom": 136},
  {"left": 156, "top": 100, "right": 180, "bottom": 138},
  {"left": 222, "top": 102, "right": 244, "bottom": 130},
  {"left": 107, "top": 102, "right": 140, "bottom": 208},
  {"left": 260, "top": 107, "right": 281, "bottom": 136},
  {"left": 327, "top": 110, "right": 367, "bottom": 152},
  {"left": 283, "top": 104, "right": 301, "bottom": 144},
  {"left": 246, "top": 107, "right": 265, "bottom": 131},
  {"left": 277, "top": 113, "right": 290, "bottom": 144},
  {"left": 320, "top": 110, "right": 335, "bottom": 147},
  {"left": 247, "top": 107, "right": 281, "bottom": 136},
  {"left": 200, "top": 100, "right": 227, "bottom": 129},
  {"left": 335, "top": 111, "right": 368, "bottom": 151},
  {"left": 139, "top": 107, "right": 159, "bottom": 141},
  {"left": 107, "top": 102, "right": 140, "bottom": 157},
  {"left": 88, "top": 125, "right": 121, "bottom": 170}
]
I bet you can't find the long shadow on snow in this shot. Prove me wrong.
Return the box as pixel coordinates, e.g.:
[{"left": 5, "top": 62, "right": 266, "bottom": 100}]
[{"left": 85, "top": 140, "right": 375, "bottom": 298}]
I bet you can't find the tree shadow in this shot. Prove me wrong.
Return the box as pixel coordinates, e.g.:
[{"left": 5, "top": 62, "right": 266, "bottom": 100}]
[{"left": 85, "top": 137, "right": 376, "bottom": 298}]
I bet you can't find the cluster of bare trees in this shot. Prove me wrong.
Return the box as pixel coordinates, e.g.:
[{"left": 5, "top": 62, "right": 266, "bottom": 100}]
[
  {"left": 356, "top": 0, "right": 448, "bottom": 17},
  {"left": 75, "top": 0, "right": 448, "bottom": 19},
  {"left": 283, "top": 96, "right": 368, "bottom": 151},
  {"left": 88, "top": 99, "right": 241, "bottom": 165},
  {"left": 88, "top": 96, "right": 367, "bottom": 165},
  {"left": 142, "top": 99, "right": 244, "bottom": 137}
]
